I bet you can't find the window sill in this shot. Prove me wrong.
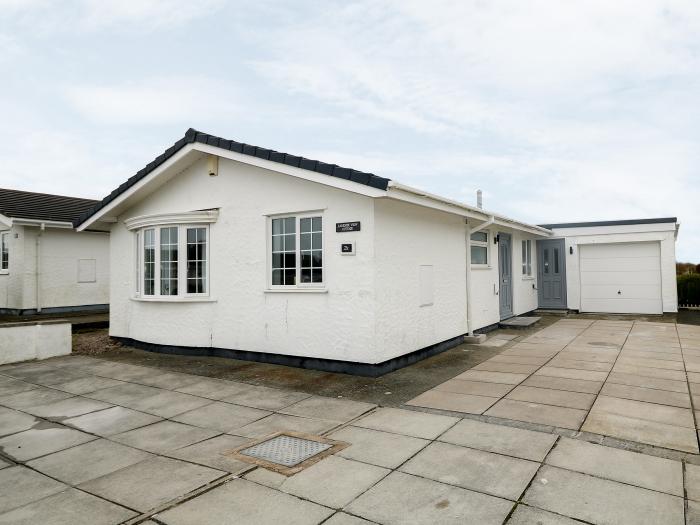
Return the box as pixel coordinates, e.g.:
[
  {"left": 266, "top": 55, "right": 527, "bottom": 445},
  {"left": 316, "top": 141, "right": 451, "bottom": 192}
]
[
  {"left": 264, "top": 288, "right": 328, "bottom": 294},
  {"left": 470, "top": 265, "right": 492, "bottom": 270},
  {"left": 522, "top": 276, "right": 535, "bottom": 281},
  {"left": 0, "top": 271, "right": 8, "bottom": 276},
  {"left": 130, "top": 296, "right": 217, "bottom": 303}
]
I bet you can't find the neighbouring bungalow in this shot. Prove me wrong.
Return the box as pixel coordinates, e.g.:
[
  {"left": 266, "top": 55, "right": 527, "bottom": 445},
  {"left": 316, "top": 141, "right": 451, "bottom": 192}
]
[
  {"left": 0, "top": 188, "right": 110, "bottom": 315},
  {"left": 74, "top": 129, "right": 679, "bottom": 375}
]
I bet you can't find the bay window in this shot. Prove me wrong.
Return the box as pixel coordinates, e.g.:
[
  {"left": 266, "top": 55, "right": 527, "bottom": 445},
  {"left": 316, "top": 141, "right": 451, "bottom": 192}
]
[
  {"left": 137, "top": 224, "right": 208, "bottom": 298},
  {"left": 271, "top": 214, "right": 323, "bottom": 287}
]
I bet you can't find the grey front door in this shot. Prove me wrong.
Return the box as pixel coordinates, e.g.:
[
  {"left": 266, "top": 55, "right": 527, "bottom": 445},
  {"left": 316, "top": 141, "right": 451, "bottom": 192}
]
[
  {"left": 537, "top": 238, "right": 567, "bottom": 309},
  {"left": 498, "top": 233, "right": 513, "bottom": 319}
]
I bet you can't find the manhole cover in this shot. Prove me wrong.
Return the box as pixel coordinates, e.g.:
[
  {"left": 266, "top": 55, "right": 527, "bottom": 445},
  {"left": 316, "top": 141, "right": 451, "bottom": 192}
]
[
  {"left": 240, "top": 434, "right": 332, "bottom": 467},
  {"left": 229, "top": 431, "right": 349, "bottom": 475}
]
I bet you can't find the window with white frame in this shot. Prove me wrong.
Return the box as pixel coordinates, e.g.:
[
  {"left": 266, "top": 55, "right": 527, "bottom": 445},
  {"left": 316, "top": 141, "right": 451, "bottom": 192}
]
[
  {"left": 470, "top": 231, "right": 488, "bottom": 265},
  {"left": 522, "top": 239, "right": 532, "bottom": 276},
  {"left": 271, "top": 215, "right": 323, "bottom": 287},
  {"left": 0, "top": 232, "right": 8, "bottom": 272},
  {"left": 137, "top": 225, "right": 208, "bottom": 298}
]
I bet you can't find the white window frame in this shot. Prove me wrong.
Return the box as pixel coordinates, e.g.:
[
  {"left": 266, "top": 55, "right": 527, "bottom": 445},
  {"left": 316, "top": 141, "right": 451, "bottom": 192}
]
[
  {"left": 522, "top": 239, "right": 533, "bottom": 278},
  {"left": 0, "top": 231, "right": 8, "bottom": 274},
  {"left": 470, "top": 231, "right": 489, "bottom": 267},
  {"left": 135, "top": 224, "right": 210, "bottom": 299},
  {"left": 268, "top": 213, "right": 325, "bottom": 290}
]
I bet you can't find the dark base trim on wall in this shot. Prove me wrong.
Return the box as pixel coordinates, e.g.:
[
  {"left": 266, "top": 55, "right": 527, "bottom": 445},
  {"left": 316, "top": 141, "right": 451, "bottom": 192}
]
[
  {"left": 0, "top": 304, "right": 109, "bottom": 316},
  {"left": 113, "top": 334, "right": 466, "bottom": 377}
]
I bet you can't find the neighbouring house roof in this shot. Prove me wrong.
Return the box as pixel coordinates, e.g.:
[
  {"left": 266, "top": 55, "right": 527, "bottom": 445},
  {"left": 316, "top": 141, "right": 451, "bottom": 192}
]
[
  {"left": 0, "top": 188, "right": 98, "bottom": 224},
  {"left": 539, "top": 217, "right": 678, "bottom": 229},
  {"left": 74, "top": 128, "right": 390, "bottom": 227}
]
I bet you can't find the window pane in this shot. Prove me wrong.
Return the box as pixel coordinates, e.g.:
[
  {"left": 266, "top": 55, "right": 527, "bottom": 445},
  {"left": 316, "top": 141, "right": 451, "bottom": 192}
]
[
  {"left": 312, "top": 217, "right": 322, "bottom": 231},
  {"left": 272, "top": 269, "right": 283, "bottom": 285},
  {"left": 284, "top": 269, "right": 296, "bottom": 285},
  {"left": 272, "top": 218, "right": 283, "bottom": 235},
  {"left": 312, "top": 232, "right": 322, "bottom": 249},
  {"left": 272, "top": 253, "right": 283, "bottom": 269},
  {"left": 300, "top": 218, "right": 311, "bottom": 233},
  {"left": 312, "top": 269, "right": 322, "bottom": 283},
  {"left": 301, "top": 252, "right": 311, "bottom": 267},
  {"left": 312, "top": 251, "right": 322, "bottom": 267},
  {"left": 284, "top": 217, "right": 295, "bottom": 234},
  {"left": 544, "top": 248, "right": 549, "bottom": 274},
  {"left": 300, "top": 233, "right": 311, "bottom": 250},
  {"left": 554, "top": 248, "right": 559, "bottom": 273},
  {"left": 272, "top": 235, "right": 283, "bottom": 252},
  {"left": 284, "top": 253, "right": 296, "bottom": 268},
  {"left": 186, "top": 227, "right": 207, "bottom": 295},
  {"left": 143, "top": 229, "right": 155, "bottom": 295},
  {"left": 470, "top": 231, "right": 487, "bottom": 243},
  {"left": 1, "top": 233, "right": 8, "bottom": 270},
  {"left": 471, "top": 245, "right": 487, "bottom": 265},
  {"left": 301, "top": 268, "right": 311, "bottom": 283},
  {"left": 284, "top": 234, "right": 295, "bottom": 251},
  {"left": 160, "top": 227, "right": 178, "bottom": 296}
]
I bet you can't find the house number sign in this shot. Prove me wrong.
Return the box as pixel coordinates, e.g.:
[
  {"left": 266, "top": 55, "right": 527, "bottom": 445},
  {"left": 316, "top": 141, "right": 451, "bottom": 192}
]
[{"left": 336, "top": 221, "right": 361, "bottom": 232}]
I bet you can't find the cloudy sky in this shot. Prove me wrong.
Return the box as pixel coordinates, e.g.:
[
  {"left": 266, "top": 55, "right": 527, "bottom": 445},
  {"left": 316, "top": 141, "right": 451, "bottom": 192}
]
[{"left": 1, "top": 1, "right": 698, "bottom": 259}]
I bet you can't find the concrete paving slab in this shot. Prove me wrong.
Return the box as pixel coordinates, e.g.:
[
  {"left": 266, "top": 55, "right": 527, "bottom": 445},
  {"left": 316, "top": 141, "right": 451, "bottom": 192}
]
[
  {"left": 613, "top": 364, "right": 687, "bottom": 382},
  {"left": 166, "top": 434, "right": 252, "bottom": 473},
  {"left": 0, "top": 386, "right": 74, "bottom": 409},
  {"left": 547, "top": 357, "right": 613, "bottom": 372},
  {"left": 0, "top": 378, "right": 38, "bottom": 397},
  {"left": 0, "top": 423, "right": 96, "bottom": 461},
  {"left": 581, "top": 411, "right": 699, "bottom": 453},
  {"left": 157, "top": 478, "right": 333, "bottom": 525},
  {"left": 353, "top": 407, "right": 458, "bottom": 439},
  {"left": 281, "top": 396, "right": 376, "bottom": 424},
  {"left": 523, "top": 465, "right": 684, "bottom": 525},
  {"left": 323, "top": 513, "right": 375, "bottom": 525},
  {"left": 485, "top": 399, "right": 587, "bottom": 430},
  {"left": 0, "top": 488, "right": 137, "bottom": 525},
  {"left": 126, "top": 370, "right": 203, "bottom": 390},
  {"left": 0, "top": 459, "right": 8, "bottom": 470},
  {"left": 546, "top": 437, "right": 683, "bottom": 496},
  {"left": 278, "top": 455, "right": 389, "bottom": 508},
  {"left": 0, "top": 406, "right": 40, "bottom": 437},
  {"left": 346, "top": 471, "right": 513, "bottom": 525},
  {"left": 111, "top": 420, "right": 220, "bottom": 454},
  {"left": 175, "top": 378, "right": 252, "bottom": 399},
  {"left": 24, "top": 397, "right": 113, "bottom": 420},
  {"left": 454, "top": 370, "right": 528, "bottom": 384},
  {"left": 687, "top": 499, "right": 700, "bottom": 525},
  {"left": 535, "top": 366, "right": 608, "bottom": 382},
  {"left": 489, "top": 355, "right": 550, "bottom": 365},
  {"left": 0, "top": 465, "right": 67, "bottom": 514},
  {"left": 617, "top": 356, "right": 685, "bottom": 370},
  {"left": 685, "top": 463, "right": 700, "bottom": 502},
  {"left": 230, "top": 413, "right": 339, "bottom": 439},
  {"left": 607, "top": 372, "right": 689, "bottom": 393},
  {"left": 2, "top": 367, "right": 84, "bottom": 386},
  {"left": 171, "top": 401, "right": 271, "bottom": 432},
  {"left": 329, "top": 425, "right": 429, "bottom": 469},
  {"left": 27, "top": 438, "right": 152, "bottom": 485},
  {"left": 507, "top": 505, "right": 582, "bottom": 524},
  {"left": 591, "top": 395, "right": 695, "bottom": 428},
  {"left": 556, "top": 350, "right": 618, "bottom": 363},
  {"left": 85, "top": 382, "right": 162, "bottom": 405},
  {"left": 600, "top": 382, "right": 691, "bottom": 408},
  {"left": 438, "top": 418, "right": 557, "bottom": 462},
  {"left": 472, "top": 362, "right": 540, "bottom": 374},
  {"left": 406, "top": 390, "right": 499, "bottom": 414},
  {"left": 401, "top": 441, "right": 539, "bottom": 500},
  {"left": 50, "top": 376, "right": 125, "bottom": 395},
  {"left": 522, "top": 374, "right": 603, "bottom": 394},
  {"left": 120, "top": 389, "right": 214, "bottom": 418},
  {"left": 221, "top": 385, "right": 311, "bottom": 411},
  {"left": 79, "top": 456, "right": 225, "bottom": 512},
  {"left": 621, "top": 350, "right": 684, "bottom": 362},
  {"left": 433, "top": 379, "right": 515, "bottom": 397},
  {"left": 63, "top": 406, "right": 162, "bottom": 436},
  {"left": 506, "top": 385, "right": 595, "bottom": 410}
]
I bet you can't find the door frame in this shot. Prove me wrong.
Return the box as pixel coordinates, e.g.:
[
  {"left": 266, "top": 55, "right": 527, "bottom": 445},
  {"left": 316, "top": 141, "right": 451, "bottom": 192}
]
[
  {"left": 498, "top": 232, "right": 514, "bottom": 320},
  {"left": 536, "top": 238, "right": 568, "bottom": 309}
]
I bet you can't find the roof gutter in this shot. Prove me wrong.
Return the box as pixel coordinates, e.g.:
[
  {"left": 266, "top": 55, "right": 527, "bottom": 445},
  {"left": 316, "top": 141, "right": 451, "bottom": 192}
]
[{"left": 10, "top": 218, "right": 74, "bottom": 229}]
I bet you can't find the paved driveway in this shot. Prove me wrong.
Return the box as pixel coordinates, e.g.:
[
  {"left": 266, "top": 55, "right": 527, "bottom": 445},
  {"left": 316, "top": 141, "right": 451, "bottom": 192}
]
[
  {"left": 0, "top": 333, "right": 698, "bottom": 523},
  {"left": 409, "top": 319, "right": 700, "bottom": 454}
]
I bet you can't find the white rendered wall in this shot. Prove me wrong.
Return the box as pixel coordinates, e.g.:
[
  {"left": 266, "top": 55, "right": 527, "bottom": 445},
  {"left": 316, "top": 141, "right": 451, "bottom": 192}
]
[
  {"left": 373, "top": 199, "right": 467, "bottom": 362},
  {"left": 0, "top": 226, "right": 26, "bottom": 311},
  {"left": 16, "top": 228, "right": 109, "bottom": 311},
  {"left": 551, "top": 223, "right": 678, "bottom": 313},
  {"left": 110, "top": 156, "right": 380, "bottom": 363},
  {"left": 0, "top": 321, "right": 71, "bottom": 364}
]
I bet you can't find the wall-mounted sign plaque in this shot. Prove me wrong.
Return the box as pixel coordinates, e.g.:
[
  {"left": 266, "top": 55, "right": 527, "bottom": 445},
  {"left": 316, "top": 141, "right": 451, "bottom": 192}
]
[{"left": 336, "top": 222, "right": 361, "bottom": 232}]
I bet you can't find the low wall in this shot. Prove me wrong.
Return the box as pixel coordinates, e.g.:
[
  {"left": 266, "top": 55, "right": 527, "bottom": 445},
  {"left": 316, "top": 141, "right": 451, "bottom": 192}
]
[{"left": 0, "top": 320, "right": 71, "bottom": 365}]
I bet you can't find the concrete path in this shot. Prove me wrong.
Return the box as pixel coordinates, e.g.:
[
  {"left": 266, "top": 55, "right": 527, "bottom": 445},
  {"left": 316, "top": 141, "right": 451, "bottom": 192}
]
[
  {"left": 409, "top": 319, "right": 700, "bottom": 454},
  {"left": 0, "top": 345, "right": 697, "bottom": 523}
]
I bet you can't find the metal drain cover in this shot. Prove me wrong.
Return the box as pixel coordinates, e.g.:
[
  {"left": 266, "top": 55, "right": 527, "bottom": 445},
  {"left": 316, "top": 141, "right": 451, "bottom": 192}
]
[{"left": 239, "top": 434, "right": 332, "bottom": 467}]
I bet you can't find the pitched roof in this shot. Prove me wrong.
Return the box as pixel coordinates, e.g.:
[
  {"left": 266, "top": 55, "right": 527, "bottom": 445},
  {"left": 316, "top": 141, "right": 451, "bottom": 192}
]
[
  {"left": 74, "top": 128, "right": 391, "bottom": 227},
  {"left": 0, "top": 188, "right": 98, "bottom": 224},
  {"left": 539, "top": 217, "right": 678, "bottom": 229}
]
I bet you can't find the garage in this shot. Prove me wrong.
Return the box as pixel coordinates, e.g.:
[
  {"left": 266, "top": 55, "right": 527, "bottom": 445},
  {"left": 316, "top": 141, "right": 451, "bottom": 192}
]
[{"left": 579, "top": 242, "right": 662, "bottom": 314}]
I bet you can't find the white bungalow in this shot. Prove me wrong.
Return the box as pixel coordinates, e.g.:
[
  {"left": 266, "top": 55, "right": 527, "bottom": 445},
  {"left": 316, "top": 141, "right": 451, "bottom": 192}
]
[{"left": 75, "top": 129, "right": 678, "bottom": 375}]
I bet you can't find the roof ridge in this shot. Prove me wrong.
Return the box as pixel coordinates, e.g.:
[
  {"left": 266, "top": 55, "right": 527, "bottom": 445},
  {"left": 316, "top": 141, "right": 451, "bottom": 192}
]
[{"left": 74, "top": 128, "right": 391, "bottom": 227}]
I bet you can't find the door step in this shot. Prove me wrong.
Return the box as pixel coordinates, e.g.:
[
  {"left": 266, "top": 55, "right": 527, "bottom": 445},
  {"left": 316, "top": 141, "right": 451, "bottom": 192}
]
[
  {"left": 499, "top": 316, "right": 541, "bottom": 329},
  {"left": 534, "top": 309, "right": 569, "bottom": 316}
]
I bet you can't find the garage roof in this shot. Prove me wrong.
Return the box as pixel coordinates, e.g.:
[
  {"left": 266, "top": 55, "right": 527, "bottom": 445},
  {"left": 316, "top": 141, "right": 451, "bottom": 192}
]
[
  {"left": 0, "top": 188, "right": 98, "bottom": 224},
  {"left": 539, "top": 218, "right": 677, "bottom": 229}
]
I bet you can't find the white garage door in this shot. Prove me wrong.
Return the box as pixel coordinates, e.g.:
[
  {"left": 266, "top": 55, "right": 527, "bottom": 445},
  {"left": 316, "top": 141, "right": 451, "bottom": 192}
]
[{"left": 579, "top": 242, "right": 662, "bottom": 314}]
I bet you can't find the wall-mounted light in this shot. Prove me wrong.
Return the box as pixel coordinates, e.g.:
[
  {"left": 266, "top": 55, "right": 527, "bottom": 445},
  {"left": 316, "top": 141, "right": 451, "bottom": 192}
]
[
  {"left": 494, "top": 234, "right": 500, "bottom": 244},
  {"left": 569, "top": 246, "right": 574, "bottom": 255}
]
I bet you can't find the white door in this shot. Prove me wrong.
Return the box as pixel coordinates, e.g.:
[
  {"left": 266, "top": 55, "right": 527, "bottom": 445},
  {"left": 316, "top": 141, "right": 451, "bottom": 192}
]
[{"left": 579, "top": 242, "right": 662, "bottom": 314}]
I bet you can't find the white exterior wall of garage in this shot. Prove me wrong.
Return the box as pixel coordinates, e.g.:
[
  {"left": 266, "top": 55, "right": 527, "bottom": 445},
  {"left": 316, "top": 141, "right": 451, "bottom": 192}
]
[
  {"left": 548, "top": 222, "right": 678, "bottom": 314},
  {"left": 106, "top": 155, "right": 544, "bottom": 365}
]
